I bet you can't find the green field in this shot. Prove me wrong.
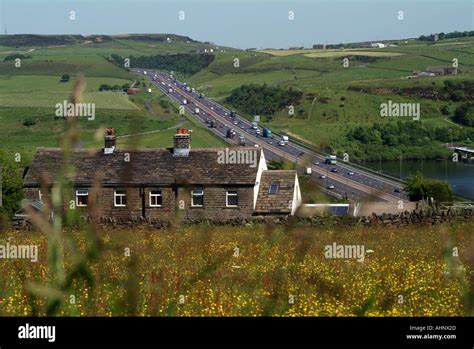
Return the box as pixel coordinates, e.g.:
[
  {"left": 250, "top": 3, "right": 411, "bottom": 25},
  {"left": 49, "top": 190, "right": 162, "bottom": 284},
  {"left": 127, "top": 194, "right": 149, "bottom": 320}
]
[{"left": 0, "top": 36, "right": 229, "bottom": 164}]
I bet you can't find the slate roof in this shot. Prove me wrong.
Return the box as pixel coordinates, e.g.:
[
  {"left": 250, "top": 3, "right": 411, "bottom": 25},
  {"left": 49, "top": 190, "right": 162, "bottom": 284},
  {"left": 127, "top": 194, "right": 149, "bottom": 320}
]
[
  {"left": 24, "top": 147, "right": 262, "bottom": 186},
  {"left": 255, "top": 170, "right": 297, "bottom": 213}
]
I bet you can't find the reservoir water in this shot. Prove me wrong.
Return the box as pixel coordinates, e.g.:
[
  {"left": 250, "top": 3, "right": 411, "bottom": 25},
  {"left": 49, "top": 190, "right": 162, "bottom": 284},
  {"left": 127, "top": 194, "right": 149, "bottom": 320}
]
[{"left": 365, "top": 159, "right": 474, "bottom": 200}]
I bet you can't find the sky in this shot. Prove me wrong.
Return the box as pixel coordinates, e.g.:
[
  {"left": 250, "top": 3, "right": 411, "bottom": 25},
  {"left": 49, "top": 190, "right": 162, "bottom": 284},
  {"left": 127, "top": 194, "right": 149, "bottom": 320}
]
[{"left": 0, "top": 0, "right": 472, "bottom": 49}]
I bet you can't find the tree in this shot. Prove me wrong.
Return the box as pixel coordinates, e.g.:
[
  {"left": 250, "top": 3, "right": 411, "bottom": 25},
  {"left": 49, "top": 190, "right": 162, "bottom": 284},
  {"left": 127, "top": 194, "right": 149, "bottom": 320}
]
[
  {"left": 99, "top": 84, "right": 112, "bottom": 91},
  {"left": 0, "top": 151, "right": 24, "bottom": 219},
  {"left": 110, "top": 53, "right": 215, "bottom": 75},
  {"left": 440, "top": 105, "right": 451, "bottom": 116},
  {"left": 453, "top": 104, "right": 474, "bottom": 127},
  {"left": 61, "top": 74, "right": 71, "bottom": 82},
  {"left": 405, "top": 172, "right": 453, "bottom": 203},
  {"left": 267, "top": 160, "right": 284, "bottom": 170}
]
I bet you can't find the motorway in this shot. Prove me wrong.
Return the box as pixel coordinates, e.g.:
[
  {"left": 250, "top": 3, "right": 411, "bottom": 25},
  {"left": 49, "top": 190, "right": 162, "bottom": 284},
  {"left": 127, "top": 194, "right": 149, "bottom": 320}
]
[{"left": 137, "top": 69, "right": 408, "bottom": 203}]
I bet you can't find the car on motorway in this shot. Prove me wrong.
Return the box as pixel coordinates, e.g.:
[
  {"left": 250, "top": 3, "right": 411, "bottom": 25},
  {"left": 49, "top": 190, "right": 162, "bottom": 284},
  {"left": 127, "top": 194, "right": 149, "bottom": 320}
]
[
  {"left": 331, "top": 168, "right": 338, "bottom": 173},
  {"left": 278, "top": 140, "right": 286, "bottom": 146},
  {"left": 313, "top": 160, "right": 320, "bottom": 165},
  {"left": 348, "top": 171, "right": 355, "bottom": 176},
  {"left": 394, "top": 188, "right": 402, "bottom": 193},
  {"left": 233, "top": 121, "right": 238, "bottom": 125},
  {"left": 320, "top": 175, "right": 327, "bottom": 179},
  {"left": 327, "top": 185, "right": 335, "bottom": 190}
]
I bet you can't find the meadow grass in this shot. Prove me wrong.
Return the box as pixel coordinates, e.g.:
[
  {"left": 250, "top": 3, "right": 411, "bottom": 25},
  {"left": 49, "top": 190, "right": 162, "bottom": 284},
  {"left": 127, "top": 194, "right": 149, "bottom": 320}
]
[{"left": 0, "top": 222, "right": 472, "bottom": 316}]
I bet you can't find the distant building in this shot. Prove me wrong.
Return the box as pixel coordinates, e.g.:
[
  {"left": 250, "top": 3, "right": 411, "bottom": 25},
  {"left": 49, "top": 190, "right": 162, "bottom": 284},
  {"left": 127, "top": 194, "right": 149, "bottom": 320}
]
[
  {"left": 413, "top": 66, "right": 458, "bottom": 77},
  {"left": 371, "top": 43, "right": 386, "bottom": 49},
  {"left": 426, "top": 67, "right": 458, "bottom": 76}
]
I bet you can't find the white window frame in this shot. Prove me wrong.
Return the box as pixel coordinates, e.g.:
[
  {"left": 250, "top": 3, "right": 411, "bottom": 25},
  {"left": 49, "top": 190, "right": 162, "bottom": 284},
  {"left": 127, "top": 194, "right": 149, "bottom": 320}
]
[
  {"left": 191, "top": 189, "right": 204, "bottom": 207},
  {"left": 75, "top": 189, "right": 89, "bottom": 207},
  {"left": 226, "top": 191, "right": 238, "bottom": 207},
  {"left": 114, "top": 189, "right": 127, "bottom": 207},
  {"left": 38, "top": 189, "right": 52, "bottom": 202},
  {"left": 149, "top": 189, "right": 163, "bottom": 207},
  {"left": 269, "top": 184, "right": 279, "bottom": 194}
]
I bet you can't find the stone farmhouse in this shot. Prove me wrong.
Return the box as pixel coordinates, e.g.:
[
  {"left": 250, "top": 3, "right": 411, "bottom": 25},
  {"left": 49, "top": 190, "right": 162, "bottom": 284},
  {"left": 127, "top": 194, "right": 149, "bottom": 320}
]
[{"left": 22, "top": 128, "right": 302, "bottom": 223}]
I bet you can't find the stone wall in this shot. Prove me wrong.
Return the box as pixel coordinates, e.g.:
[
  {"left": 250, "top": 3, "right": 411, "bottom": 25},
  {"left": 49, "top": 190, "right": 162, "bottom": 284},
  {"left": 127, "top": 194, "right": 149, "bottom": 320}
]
[{"left": 10, "top": 205, "right": 474, "bottom": 231}]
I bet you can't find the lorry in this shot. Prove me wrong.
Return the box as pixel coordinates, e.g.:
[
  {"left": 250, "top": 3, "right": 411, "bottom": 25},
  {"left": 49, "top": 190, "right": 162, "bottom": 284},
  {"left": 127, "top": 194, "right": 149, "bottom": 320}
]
[
  {"left": 263, "top": 128, "right": 272, "bottom": 138},
  {"left": 325, "top": 155, "right": 337, "bottom": 165}
]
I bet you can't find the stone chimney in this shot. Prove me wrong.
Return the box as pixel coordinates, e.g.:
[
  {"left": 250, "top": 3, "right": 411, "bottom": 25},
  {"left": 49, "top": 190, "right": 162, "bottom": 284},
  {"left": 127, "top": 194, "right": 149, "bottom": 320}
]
[
  {"left": 104, "top": 128, "right": 116, "bottom": 154},
  {"left": 173, "top": 128, "right": 191, "bottom": 157}
]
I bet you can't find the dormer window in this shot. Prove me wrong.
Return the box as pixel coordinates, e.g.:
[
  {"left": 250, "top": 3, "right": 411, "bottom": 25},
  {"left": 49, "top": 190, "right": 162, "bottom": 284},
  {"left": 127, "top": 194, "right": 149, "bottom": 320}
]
[{"left": 269, "top": 184, "right": 279, "bottom": 195}]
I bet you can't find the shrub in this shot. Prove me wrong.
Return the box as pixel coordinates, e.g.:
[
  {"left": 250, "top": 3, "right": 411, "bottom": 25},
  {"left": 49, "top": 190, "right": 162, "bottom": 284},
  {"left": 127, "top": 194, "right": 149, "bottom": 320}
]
[
  {"left": 23, "top": 117, "right": 36, "bottom": 127},
  {"left": 0, "top": 151, "right": 24, "bottom": 218}
]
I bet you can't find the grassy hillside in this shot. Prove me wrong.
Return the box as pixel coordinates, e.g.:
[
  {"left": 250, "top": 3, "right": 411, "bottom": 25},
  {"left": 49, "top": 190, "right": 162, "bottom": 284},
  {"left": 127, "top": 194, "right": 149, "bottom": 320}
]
[
  {"left": 178, "top": 38, "right": 474, "bottom": 159},
  {"left": 2, "top": 34, "right": 474, "bottom": 163},
  {"left": 0, "top": 35, "right": 228, "bottom": 164}
]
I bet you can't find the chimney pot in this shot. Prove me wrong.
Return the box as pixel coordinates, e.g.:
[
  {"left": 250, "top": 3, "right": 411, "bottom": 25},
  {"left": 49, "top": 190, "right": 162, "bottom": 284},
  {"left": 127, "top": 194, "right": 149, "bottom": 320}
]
[
  {"left": 173, "top": 128, "right": 191, "bottom": 157},
  {"left": 104, "top": 128, "right": 117, "bottom": 153}
]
